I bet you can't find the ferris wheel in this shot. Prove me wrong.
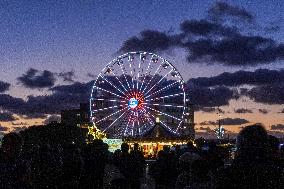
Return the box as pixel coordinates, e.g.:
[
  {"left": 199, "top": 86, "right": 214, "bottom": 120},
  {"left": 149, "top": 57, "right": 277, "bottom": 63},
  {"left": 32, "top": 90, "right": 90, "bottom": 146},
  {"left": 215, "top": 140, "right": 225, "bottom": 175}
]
[{"left": 90, "top": 52, "right": 187, "bottom": 138}]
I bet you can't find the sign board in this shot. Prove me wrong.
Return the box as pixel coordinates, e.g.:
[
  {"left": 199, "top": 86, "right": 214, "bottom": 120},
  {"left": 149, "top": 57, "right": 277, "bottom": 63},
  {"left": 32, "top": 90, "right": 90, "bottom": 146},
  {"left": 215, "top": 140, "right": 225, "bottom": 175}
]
[{"left": 103, "top": 139, "right": 123, "bottom": 152}]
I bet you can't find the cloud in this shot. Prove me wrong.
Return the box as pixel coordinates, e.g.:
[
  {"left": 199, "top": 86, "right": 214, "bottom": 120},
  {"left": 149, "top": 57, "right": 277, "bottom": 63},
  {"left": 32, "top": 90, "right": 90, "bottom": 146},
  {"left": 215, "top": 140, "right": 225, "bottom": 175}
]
[
  {"left": 87, "top": 73, "right": 96, "bottom": 78},
  {"left": 186, "top": 83, "right": 238, "bottom": 108},
  {"left": 220, "top": 118, "right": 250, "bottom": 125},
  {"left": 197, "top": 107, "right": 225, "bottom": 114},
  {"left": 279, "top": 109, "right": 284, "bottom": 113},
  {"left": 17, "top": 68, "right": 56, "bottom": 89},
  {"left": 200, "top": 121, "right": 217, "bottom": 126},
  {"left": 0, "top": 81, "right": 93, "bottom": 117},
  {"left": 119, "top": 2, "right": 284, "bottom": 66},
  {"left": 0, "top": 125, "right": 8, "bottom": 132},
  {"left": 234, "top": 108, "right": 253, "bottom": 114},
  {"left": 258, "top": 109, "right": 269, "bottom": 114},
  {"left": 200, "top": 117, "right": 249, "bottom": 126},
  {"left": 245, "top": 83, "right": 284, "bottom": 104},
  {"left": 13, "top": 126, "right": 28, "bottom": 133},
  {"left": 11, "top": 122, "right": 28, "bottom": 126},
  {"left": 184, "top": 35, "right": 284, "bottom": 66},
  {"left": 119, "top": 30, "right": 182, "bottom": 53},
  {"left": 22, "top": 113, "right": 47, "bottom": 119},
  {"left": 180, "top": 19, "right": 239, "bottom": 37},
  {"left": 208, "top": 1, "right": 254, "bottom": 22},
  {"left": 0, "top": 81, "right": 10, "bottom": 93},
  {"left": 271, "top": 124, "right": 284, "bottom": 130},
  {"left": 43, "top": 115, "right": 61, "bottom": 125},
  {"left": 58, "top": 71, "right": 75, "bottom": 82},
  {"left": 199, "top": 126, "right": 214, "bottom": 132},
  {"left": 0, "top": 112, "right": 17, "bottom": 121},
  {"left": 190, "top": 69, "right": 284, "bottom": 87}
]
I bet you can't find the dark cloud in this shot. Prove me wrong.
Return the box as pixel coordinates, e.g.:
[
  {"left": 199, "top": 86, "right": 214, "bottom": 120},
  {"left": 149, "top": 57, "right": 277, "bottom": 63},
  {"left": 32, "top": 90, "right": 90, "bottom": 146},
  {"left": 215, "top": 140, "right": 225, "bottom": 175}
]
[
  {"left": 186, "top": 83, "right": 238, "bottom": 108},
  {"left": 234, "top": 108, "right": 253, "bottom": 114},
  {"left": 87, "top": 73, "right": 96, "bottom": 78},
  {"left": 199, "top": 126, "right": 214, "bottom": 132},
  {"left": 0, "top": 125, "right": 8, "bottom": 132},
  {"left": 119, "top": 30, "right": 183, "bottom": 53},
  {"left": 258, "top": 109, "right": 269, "bottom": 114},
  {"left": 13, "top": 126, "right": 28, "bottom": 133},
  {"left": 0, "top": 81, "right": 10, "bottom": 93},
  {"left": 200, "top": 118, "right": 249, "bottom": 126},
  {"left": 0, "top": 81, "right": 93, "bottom": 116},
  {"left": 220, "top": 118, "right": 250, "bottom": 125},
  {"left": 208, "top": 1, "right": 254, "bottom": 22},
  {"left": 200, "top": 121, "right": 217, "bottom": 126},
  {"left": 197, "top": 107, "right": 225, "bottom": 113},
  {"left": 245, "top": 83, "right": 284, "bottom": 104},
  {"left": 119, "top": 2, "right": 284, "bottom": 66},
  {"left": 58, "top": 71, "right": 75, "bottom": 82},
  {"left": 190, "top": 69, "right": 284, "bottom": 87},
  {"left": 271, "top": 124, "right": 284, "bottom": 130},
  {"left": 0, "top": 94, "right": 26, "bottom": 113},
  {"left": 180, "top": 19, "right": 238, "bottom": 37},
  {"left": 11, "top": 122, "right": 28, "bottom": 126},
  {"left": 43, "top": 115, "right": 61, "bottom": 125},
  {"left": 0, "top": 112, "right": 17, "bottom": 121},
  {"left": 22, "top": 113, "right": 47, "bottom": 119},
  {"left": 184, "top": 35, "right": 284, "bottom": 65},
  {"left": 17, "top": 68, "right": 56, "bottom": 89}
]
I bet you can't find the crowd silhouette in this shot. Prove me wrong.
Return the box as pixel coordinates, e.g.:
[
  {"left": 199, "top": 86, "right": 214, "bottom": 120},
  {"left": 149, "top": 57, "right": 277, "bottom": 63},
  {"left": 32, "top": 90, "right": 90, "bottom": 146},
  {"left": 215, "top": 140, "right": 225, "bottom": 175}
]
[{"left": 0, "top": 123, "right": 283, "bottom": 189}]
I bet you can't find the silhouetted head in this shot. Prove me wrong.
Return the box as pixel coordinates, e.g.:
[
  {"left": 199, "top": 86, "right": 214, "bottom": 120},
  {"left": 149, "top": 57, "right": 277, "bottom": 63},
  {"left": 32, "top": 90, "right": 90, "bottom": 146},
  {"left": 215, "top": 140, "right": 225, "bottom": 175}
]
[
  {"left": 236, "top": 124, "right": 268, "bottom": 160},
  {"left": 179, "top": 152, "right": 200, "bottom": 172},
  {"left": 163, "top": 145, "right": 170, "bottom": 153},
  {"left": 121, "top": 143, "right": 129, "bottom": 153},
  {"left": 1, "top": 132, "right": 22, "bottom": 160},
  {"left": 133, "top": 143, "right": 139, "bottom": 151}
]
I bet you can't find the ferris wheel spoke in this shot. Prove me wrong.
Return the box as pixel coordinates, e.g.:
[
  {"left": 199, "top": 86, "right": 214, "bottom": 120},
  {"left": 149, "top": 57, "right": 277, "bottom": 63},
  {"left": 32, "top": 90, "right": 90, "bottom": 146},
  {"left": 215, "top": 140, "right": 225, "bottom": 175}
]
[
  {"left": 110, "top": 72, "right": 128, "bottom": 93},
  {"left": 99, "top": 74, "right": 126, "bottom": 96},
  {"left": 103, "top": 111, "right": 127, "bottom": 132},
  {"left": 145, "top": 92, "right": 184, "bottom": 102},
  {"left": 175, "top": 121, "right": 184, "bottom": 133},
  {"left": 143, "top": 102, "right": 184, "bottom": 108},
  {"left": 136, "top": 59, "right": 142, "bottom": 90},
  {"left": 144, "top": 105, "right": 182, "bottom": 121},
  {"left": 142, "top": 64, "right": 162, "bottom": 94},
  {"left": 92, "top": 104, "right": 126, "bottom": 113},
  {"left": 118, "top": 61, "right": 131, "bottom": 90},
  {"left": 95, "top": 107, "right": 128, "bottom": 124},
  {"left": 95, "top": 86, "right": 126, "bottom": 99},
  {"left": 93, "top": 98, "right": 126, "bottom": 103},
  {"left": 139, "top": 59, "right": 152, "bottom": 92},
  {"left": 131, "top": 120, "right": 135, "bottom": 136},
  {"left": 144, "top": 68, "right": 173, "bottom": 96},
  {"left": 145, "top": 80, "right": 179, "bottom": 99},
  {"left": 160, "top": 120, "right": 177, "bottom": 134},
  {"left": 129, "top": 60, "right": 135, "bottom": 89},
  {"left": 123, "top": 119, "right": 131, "bottom": 136}
]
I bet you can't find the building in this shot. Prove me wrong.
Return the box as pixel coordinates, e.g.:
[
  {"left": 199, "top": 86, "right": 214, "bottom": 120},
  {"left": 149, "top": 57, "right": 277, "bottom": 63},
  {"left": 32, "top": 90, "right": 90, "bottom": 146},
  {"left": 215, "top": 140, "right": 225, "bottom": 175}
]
[{"left": 61, "top": 103, "right": 90, "bottom": 127}]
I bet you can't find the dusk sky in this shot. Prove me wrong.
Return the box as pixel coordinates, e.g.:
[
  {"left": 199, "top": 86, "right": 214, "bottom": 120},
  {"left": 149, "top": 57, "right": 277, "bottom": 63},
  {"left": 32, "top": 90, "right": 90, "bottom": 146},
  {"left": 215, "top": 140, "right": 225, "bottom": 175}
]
[{"left": 0, "top": 0, "right": 284, "bottom": 138}]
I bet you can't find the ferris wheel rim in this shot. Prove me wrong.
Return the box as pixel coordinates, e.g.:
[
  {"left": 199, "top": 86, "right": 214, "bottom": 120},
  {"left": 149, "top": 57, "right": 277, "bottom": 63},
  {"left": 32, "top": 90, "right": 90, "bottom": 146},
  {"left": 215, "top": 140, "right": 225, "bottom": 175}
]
[{"left": 89, "top": 51, "right": 187, "bottom": 137}]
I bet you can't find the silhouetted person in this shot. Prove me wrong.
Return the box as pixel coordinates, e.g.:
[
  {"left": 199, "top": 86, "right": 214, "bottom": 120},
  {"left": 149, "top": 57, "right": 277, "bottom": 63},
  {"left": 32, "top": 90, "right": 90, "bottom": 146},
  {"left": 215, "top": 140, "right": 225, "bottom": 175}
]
[
  {"left": 153, "top": 146, "right": 178, "bottom": 189},
  {"left": 81, "top": 139, "right": 107, "bottom": 189},
  {"left": 0, "top": 133, "right": 29, "bottom": 188},
  {"left": 129, "top": 143, "right": 145, "bottom": 189},
  {"left": 175, "top": 152, "right": 200, "bottom": 189},
  {"left": 215, "top": 124, "right": 284, "bottom": 189}
]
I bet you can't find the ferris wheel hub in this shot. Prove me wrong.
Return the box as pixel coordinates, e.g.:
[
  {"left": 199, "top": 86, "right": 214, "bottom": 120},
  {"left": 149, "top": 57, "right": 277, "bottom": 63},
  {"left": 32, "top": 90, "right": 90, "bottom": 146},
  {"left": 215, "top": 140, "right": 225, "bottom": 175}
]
[{"left": 128, "top": 98, "right": 138, "bottom": 109}]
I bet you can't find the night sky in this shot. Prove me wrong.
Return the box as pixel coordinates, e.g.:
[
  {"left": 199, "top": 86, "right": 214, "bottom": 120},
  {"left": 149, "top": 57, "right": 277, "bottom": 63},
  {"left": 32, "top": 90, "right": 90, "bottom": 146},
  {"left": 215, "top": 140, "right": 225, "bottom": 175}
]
[{"left": 0, "top": 0, "right": 284, "bottom": 138}]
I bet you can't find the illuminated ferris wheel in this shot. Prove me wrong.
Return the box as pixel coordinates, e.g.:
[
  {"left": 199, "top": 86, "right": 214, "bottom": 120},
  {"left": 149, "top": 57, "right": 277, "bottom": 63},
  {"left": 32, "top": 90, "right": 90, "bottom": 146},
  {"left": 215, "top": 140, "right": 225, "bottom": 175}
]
[{"left": 90, "top": 52, "right": 187, "bottom": 138}]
